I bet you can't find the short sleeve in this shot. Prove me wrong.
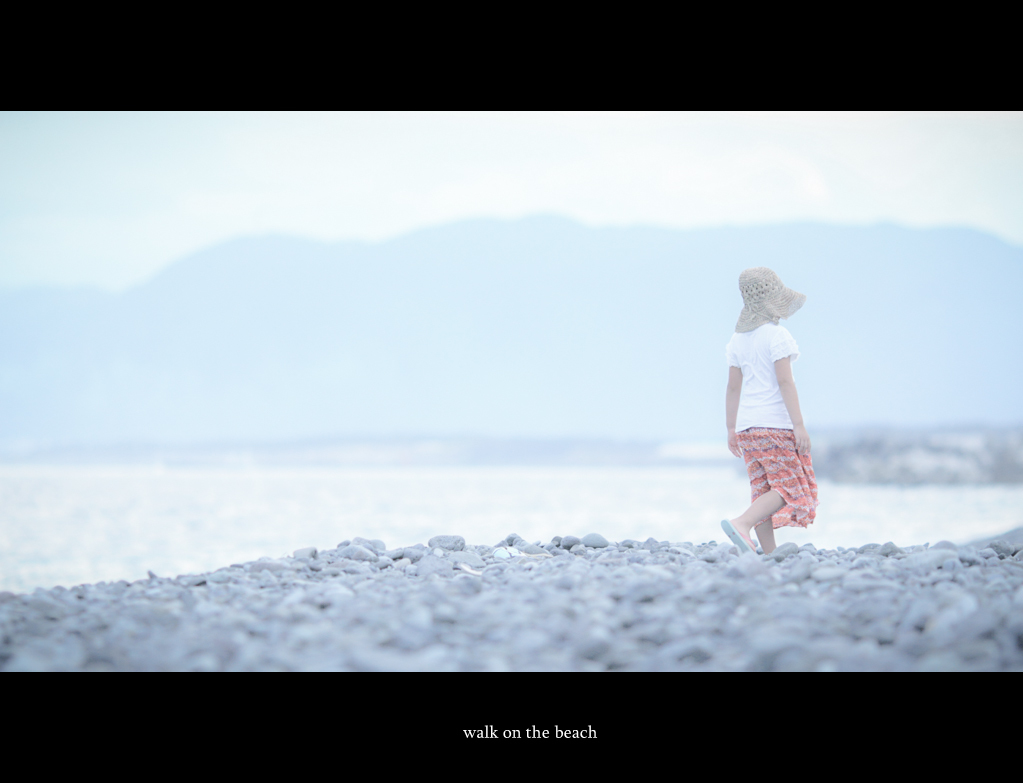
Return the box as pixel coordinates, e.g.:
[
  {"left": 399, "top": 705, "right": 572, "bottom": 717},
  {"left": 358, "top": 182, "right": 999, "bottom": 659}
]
[
  {"left": 769, "top": 326, "right": 800, "bottom": 363},
  {"left": 725, "top": 337, "right": 740, "bottom": 368}
]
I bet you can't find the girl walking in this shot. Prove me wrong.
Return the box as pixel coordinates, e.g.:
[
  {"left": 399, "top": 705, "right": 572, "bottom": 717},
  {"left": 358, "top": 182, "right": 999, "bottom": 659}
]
[{"left": 720, "top": 268, "right": 818, "bottom": 555}]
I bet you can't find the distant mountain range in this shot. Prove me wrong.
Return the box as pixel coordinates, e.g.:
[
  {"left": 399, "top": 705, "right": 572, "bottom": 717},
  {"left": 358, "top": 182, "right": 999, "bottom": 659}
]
[{"left": 1, "top": 216, "right": 1020, "bottom": 446}]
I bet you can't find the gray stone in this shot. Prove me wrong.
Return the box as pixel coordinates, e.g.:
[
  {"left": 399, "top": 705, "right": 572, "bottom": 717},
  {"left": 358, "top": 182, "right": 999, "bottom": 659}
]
[
  {"left": 293, "top": 547, "right": 318, "bottom": 560},
  {"left": 177, "top": 574, "right": 207, "bottom": 587},
  {"left": 517, "top": 543, "right": 547, "bottom": 555},
  {"left": 931, "top": 541, "right": 958, "bottom": 552},
  {"left": 942, "top": 558, "right": 962, "bottom": 572},
  {"left": 916, "top": 651, "right": 963, "bottom": 672},
  {"left": 337, "top": 545, "right": 378, "bottom": 562},
  {"left": 784, "top": 559, "right": 814, "bottom": 583},
  {"left": 384, "top": 548, "right": 405, "bottom": 560},
  {"left": 416, "top": 556, "right": 454, "bottom": 577},
  {"left": 428, "top": 535, "right": 465, "bottom": 551},
  {"left": 856, "top": 543, "right": 880, "bottom": 554},
  {"left": 958, "top": 548, "right": 984, "bottom": 566},
  {"left": 351, "top": 537, "right": 385, "bottom": 553},
  {"left": 766, "top": 542, "right": 799, "bottom": 562},
  {"left": 25, "top": 596, "right": 67, "bottom": 620},
  {"left": 850, "top": 556, "right": 880, "bottom": 569},
  {"left": 978, "top": 548, "right": 998, "bottom": 559},
  {"left": 581, "top": 533, "right": 609, "bottom": 548},
  {"left": 5, "top": 636, "right": 85, "bottom": 671},
  {"left": 576, "top": 635, "right": 612, "bottom": 661},
  {"left": 951, "top": 608, "right": 1001, "bottom": 644},
  {"left": 987, "top": 540, "right": 1013, "bottom": 558},
  {"left": 902, "top": 549, "right": 954, "bottom": 571},
  {"left": 342, "top": 562, "right": 372, "bottom": 575},
  {"left": 504, "top": 533, "right": 523, "bottom": 545},
  {"left": 811, "top": 566, "right": 845, "bottom": 582},
  {"left": 560, "top": 536, "right": 582, "bottom": 550},
  {"left": 701, "top": 542, "right": 735, "bottom": 562},
  {"left": 550, "top": 537, "right": 562, "bottom": 546},
  {"left": 248, "top": 560, "right": 287, "bottom": 573},
  {"left": 570, "top": 544, "right": 587, "bottom": 554},
  {"left": 452, "top": 573, "right": 483, "bottom": 593},
  {"left": 446, "top": 551, "right": 486, "bottom": 568},
  {"left": 877, "top": 542, "right": 905, "bottom": 557},
  {"left": 402, "top": 546, "right": 427, "bottom": 563}
]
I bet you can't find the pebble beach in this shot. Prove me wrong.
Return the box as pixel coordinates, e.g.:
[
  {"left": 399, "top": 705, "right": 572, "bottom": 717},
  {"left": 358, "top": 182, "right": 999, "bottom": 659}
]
[{"left": 4, "top": 531, "right": 1023, "bottom": 671}]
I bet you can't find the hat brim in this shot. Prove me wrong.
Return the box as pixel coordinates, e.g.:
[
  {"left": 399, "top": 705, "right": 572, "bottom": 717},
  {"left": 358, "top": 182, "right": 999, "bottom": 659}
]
[
  {"left": 784, "top": 288, "right": 807, "bottom": 318},
  {"left": 735, "top": 287, "right": 806, "bottom": 333}
]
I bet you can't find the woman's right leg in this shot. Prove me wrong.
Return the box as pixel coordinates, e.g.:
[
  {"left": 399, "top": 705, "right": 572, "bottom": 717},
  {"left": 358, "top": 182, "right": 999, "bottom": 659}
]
[{"left": 731, "top": 490, "right": 784, "bottom": 553}]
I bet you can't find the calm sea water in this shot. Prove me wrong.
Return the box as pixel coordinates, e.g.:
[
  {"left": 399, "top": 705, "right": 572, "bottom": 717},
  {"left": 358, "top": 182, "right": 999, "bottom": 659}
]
[{"left": 2, "top": 465, "right": 1022, "bottom": 593}]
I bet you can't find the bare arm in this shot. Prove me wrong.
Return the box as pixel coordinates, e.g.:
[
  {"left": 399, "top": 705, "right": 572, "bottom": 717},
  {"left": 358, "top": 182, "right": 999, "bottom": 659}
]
[
  {"left": 774, "top": 356, "right": 810, "bottom": 454},
  {"left": 726, "top": 366, "right": 742, "bottom": 457}
]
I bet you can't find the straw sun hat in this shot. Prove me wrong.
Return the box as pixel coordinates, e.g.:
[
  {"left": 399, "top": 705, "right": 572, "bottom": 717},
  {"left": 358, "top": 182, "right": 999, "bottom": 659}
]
[{"left": 735, "top": 267, "right": 806, "bottom": 333}]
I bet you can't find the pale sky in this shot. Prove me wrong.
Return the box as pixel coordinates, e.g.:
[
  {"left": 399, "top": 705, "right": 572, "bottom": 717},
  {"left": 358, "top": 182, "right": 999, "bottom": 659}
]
[{"left": 2, "top": 111, "right": 1021, "bottom": 290}]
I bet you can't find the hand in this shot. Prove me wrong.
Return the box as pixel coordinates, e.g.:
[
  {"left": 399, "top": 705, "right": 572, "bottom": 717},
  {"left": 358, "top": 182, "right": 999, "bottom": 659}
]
[
  {"left": 727, "top": 430, "right": 741, "bottom": 458},
  {"left": 793, "top": 424, "right": 811, "bottom": 455}
]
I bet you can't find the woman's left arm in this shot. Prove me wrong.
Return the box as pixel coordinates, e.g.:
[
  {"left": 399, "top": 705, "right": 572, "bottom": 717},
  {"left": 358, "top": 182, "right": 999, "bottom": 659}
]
[{"left": 775, "top": 357, "right": 810, "bottom": 455}]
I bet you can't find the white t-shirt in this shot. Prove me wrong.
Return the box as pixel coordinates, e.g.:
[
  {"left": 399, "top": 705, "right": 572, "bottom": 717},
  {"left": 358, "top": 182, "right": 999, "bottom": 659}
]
[{"left": 725, "top": 323, "right": 801, "bottom": 432}]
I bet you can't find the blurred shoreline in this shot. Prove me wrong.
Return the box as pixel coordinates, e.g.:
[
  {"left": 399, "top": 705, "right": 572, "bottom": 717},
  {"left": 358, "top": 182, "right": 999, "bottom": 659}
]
[
  {"left": 812, "top": 428, "right": 1023, "bottom": 485},
  {"left": 0, "top": 437, "right": 736, "bottom": 469},
  {"left": 3, "top": 427, "right": 1022, "bottom": 484}
]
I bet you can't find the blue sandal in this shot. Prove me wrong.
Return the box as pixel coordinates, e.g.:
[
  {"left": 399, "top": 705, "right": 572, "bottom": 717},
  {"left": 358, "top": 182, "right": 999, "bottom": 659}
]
[{"left": 721, "top": 519, "right": 757, "bottom": 554}]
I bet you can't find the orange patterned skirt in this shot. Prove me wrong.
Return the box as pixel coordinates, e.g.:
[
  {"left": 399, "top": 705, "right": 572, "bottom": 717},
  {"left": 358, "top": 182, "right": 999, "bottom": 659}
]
[{"left": 737, "top": 427, "right": 818, "bottom": 529}]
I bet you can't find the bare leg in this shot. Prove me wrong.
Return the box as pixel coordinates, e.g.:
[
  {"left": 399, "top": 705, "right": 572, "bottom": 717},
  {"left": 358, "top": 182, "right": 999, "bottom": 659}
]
[
  {"left": 754, "top": 517, "right": 777, "bottom": 554},
  {"left": 730, "top": 490, "right": 784, "bottom": 554}
]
